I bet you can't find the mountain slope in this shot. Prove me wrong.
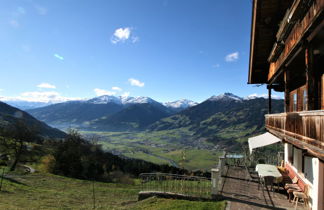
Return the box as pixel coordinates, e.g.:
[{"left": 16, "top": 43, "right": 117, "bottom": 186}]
[
  {"left": 0, "top": 101, "right": 66, "bottom": 138},
  {"left": 27, "top": 101, "right": 124, "bottom": 129},
  {"left": 87, "top": 103, "right": 171, "bottom": 131},
  {"left": 149, "top": 94, "right": 284, "bottom": 149}
]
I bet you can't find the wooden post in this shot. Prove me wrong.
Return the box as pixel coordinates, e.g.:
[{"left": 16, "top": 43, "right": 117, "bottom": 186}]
[
  {"left": 284, "top": 70, "right": 290, "bottom": 112},
  {"left": 268, "top": 85, "right": 272, "bottom": 114},
  {"left": 305, "top": 44, "right": 317, "bottom": 110}
]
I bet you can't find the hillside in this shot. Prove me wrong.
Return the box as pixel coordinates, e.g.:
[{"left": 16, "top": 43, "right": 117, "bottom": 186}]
[
  {"left": 0, "top": 172, "right": 225, "bottom": 209},
  {"left": 0, "top": 101, "right": 66, "bottom": 138},
  {"left": 149, "top": 94, "right": 284, "bottom": 149}
]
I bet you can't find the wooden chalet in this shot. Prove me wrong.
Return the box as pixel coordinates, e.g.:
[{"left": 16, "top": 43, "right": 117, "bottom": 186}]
[{"left": 249, "top": 0, "right": 324, "bottom": 209}]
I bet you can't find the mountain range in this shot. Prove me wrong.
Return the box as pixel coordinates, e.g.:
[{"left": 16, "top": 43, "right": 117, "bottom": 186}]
[
  {"left": 23, "top": 93, "right": 283, "bottom": 137},
  {"left": 26, "top": 95, "right": 198, "bottom": 130}
]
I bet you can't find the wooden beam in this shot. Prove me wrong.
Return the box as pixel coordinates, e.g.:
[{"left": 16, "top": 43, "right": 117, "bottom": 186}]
[
  {"left": 284, "top": 70, "right": 290, "bottom": 112},
  {"left": 268, "top": 86, "right": 272, "bottom": 114}
]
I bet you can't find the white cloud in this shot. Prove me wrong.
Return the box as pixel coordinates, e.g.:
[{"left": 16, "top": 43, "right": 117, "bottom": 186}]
[
  {"left": 225, "top": 52, "right": 239, "bottom": 62},
  {"left": 121, "top": 92, "right": 130, "bottom": 97},
  {"left": 0, "top": 89, "right": 3, "bottom": 92},
  {"left": 245, "top": 93, "right": 283, "bottom": 100},
  {"left": 1, "top": 91, "right": 81, "bottom": 103},
  {"left": 128, "top": 78, "right": 144, "bottom": 87},
  {"left": 54, "top": 54, "right": 64, "bottom": 60},
  {"left": 94, "top": 88, "right": 116, "bottom": 96},
  {"left": 112, "top": 86, "right": 122, "bottom": 91},
  {"left": 212, "top": 64, "right": 220, "bottom": 68},
  {"left": 111, "top": 27, "right": 139, "bottom": 44},
  {"left": 37, "top": 83, "right": 56, "bottom": 89},
  {"left": 34, "top": 5, "right": 47, "bottom": 15},
  {"left": 111, "top": 27, "right": 131, "bottom": 44}
]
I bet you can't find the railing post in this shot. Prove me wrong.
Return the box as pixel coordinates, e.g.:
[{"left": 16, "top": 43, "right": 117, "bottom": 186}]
[{"left": 211, "top": 168, "right": 220, "bottom": 199}]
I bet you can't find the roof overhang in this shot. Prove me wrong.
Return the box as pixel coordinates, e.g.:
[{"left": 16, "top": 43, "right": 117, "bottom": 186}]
[{"left": 248, "top": 0, "right": 293, "bottom": 84}]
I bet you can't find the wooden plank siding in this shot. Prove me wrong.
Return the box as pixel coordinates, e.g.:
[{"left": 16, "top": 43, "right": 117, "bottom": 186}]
[
  {"left": 265, "top": 111, "right": 324, "bottom": 160},
  {"left": 268, "top": 0, "right": 324, "bottom": 82}
]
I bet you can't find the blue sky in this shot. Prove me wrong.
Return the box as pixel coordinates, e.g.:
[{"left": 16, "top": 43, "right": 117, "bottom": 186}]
[{"left": 0, "top": 0, "right": 276, "bottom": 103}]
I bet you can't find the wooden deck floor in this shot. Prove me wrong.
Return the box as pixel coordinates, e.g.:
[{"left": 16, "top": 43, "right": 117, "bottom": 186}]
[{"left": 219, "top": 166, "right": 306, "bottom": 210}]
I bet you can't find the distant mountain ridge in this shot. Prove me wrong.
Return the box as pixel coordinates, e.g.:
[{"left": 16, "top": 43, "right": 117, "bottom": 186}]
[
  {"left": 0, "top": 101, "right": 66, "bottom": 138},
  {"left": 23, "top": 93, "right": 283, "bottom": 136}
]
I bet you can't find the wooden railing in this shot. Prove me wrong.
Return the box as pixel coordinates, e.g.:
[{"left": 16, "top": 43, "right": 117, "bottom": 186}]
[
  {"left": 265, "top": 111, "right": 324, "bottom": 150},
  {"left": 267, "top": 0, "right": 324, "bottom": 81}
]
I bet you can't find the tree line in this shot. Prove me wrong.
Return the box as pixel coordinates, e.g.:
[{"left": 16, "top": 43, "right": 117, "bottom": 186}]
[{"left": 0, "top": 121, "right": 210, "bottom": 182}]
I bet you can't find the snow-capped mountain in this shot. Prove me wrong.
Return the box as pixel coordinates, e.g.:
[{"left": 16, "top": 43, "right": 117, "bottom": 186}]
[
  {"left": 87, "top": 95, "right": 122, "bottom": 104},
  {"left": 208, "top": 93, "right": 243, "bottom": 102},
  {"left": 164, "top": 99, "right": 198, "bottom": 109},
  {"left": 121, "top": 96, "right": 158, "bottom": 105},
  {"left": 87, "top": 95, "right": 162, "bottom": 106}
]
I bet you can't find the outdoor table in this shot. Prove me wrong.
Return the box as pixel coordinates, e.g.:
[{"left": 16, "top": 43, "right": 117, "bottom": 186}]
[{"left": 256, "top": 164, "right": 282, "bottom": 183}]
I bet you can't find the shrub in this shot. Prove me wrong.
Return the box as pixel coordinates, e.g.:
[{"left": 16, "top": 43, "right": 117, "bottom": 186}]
[{"left": 40, "top": 154, "right": 56, "bottom": 173}]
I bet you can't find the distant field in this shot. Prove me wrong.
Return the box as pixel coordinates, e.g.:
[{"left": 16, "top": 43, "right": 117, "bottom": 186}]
[
  {"left": 0, "top": 172, "right": 225, "bottom": 210},
  {"left": 81, "top": 129, "right": 221, "bottom": 171}
]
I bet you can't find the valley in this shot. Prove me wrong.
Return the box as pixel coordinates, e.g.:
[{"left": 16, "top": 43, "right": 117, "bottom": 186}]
[{"left": 82, "top": 129, "right": 221, "bottom": 170}]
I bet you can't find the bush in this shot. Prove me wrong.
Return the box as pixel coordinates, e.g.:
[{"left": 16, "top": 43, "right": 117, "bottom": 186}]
[
  {"left": 40, "top": 154, "right": 56, "bottom": 173},
  {"left": 108, "top": 171, "right": 134, "bottom": 185}
]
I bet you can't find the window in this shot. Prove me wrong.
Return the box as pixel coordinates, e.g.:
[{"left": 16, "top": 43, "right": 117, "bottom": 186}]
[
  {"left": 293, "top": 93, "right": 297, "bottom": 112},
  {"left": 303, "top": 89, "right": 307, "bottom": 111},
  {"left": 293, "top": 147, "right": 303, "bottom": 172},
  {"left": 303, "top": 156, "right": 314, "bottom": 184}
]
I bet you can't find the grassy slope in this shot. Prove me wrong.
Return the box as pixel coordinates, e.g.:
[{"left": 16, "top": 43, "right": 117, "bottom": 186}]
[{"left": 0, "top": 172, "right": 225, "bottom": 210}]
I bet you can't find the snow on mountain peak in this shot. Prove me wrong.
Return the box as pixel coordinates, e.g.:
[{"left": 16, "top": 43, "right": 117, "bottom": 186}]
[
  {"left": 87, "top": 95, "right": 121, "bottom": 104},
  {"left": 208, "top": 93, "right": 242, "bottom": 102},
  {"left": 120, "top": 96, "right": 157, "bottom": 104},
  {"left": 164, "top": 99, "right": 198, "bottom": 109}
]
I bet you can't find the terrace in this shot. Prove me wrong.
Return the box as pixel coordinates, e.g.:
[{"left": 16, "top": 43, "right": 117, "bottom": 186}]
[
  {"left": 220, "top": 165, "right": 304, "bottom": 210},
  {"left": 139, "top": 158, "right": 307, "bottom": 209}
]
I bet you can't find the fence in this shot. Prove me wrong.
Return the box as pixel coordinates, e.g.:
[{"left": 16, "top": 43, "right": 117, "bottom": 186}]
[{"left": 139, "top": 173, "right": 212, "bottom": 198}]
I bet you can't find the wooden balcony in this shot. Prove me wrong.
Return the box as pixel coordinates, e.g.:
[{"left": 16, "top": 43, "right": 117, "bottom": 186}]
[
  {"left": 267, "top": 0, "right": 324, "bottom": 82},
  {"left": 265, "top": 111, "right": 324, "bottom": 160}
]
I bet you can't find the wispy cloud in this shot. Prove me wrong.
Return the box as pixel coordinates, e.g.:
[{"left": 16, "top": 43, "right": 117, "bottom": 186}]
[
  {"left": 111, "top": 27, "right": 139, "bottom": 44},
  {"left": 112, "top": 86, "right": 122, "bottom": 91},
  {"left": 94, "top": 88, "right": 116, "bottom": 96},
  {"left": 132, "top": 36, "right": 139, "bottom": 43},
  {"left": 1, "top": 91, "right": 81, "bottom": 103},
  {"left": 17, "top": 7, "right": 26, "bottom": 15},
  {"left": 54, "top": 54, "right": 64, "bottom": 60},
  {"left": 9, "top": 20, "right": 19, "bottom": 28},
  {"left": 121, "top": 92, "right": 130, "bottom": 97},
  {"left": 128, "top": 78, "right": 144, "bottom": 87},
  {"left": 8, "top": 7, "right": 26, "bottom": 28},
  {"left": 37, "top": 83, "right": 56, "bottom": 89},
  {"left": 212, "top": 64, "right": 220, "bottom": 68},
  {"left": 34, "top": 5, "right": 47, "bottom": 15},
  {"left": 225, "top": 52, "right": 239, "bottom": 62}
]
